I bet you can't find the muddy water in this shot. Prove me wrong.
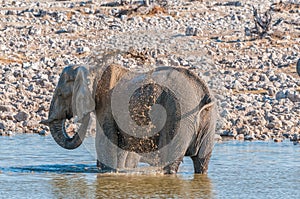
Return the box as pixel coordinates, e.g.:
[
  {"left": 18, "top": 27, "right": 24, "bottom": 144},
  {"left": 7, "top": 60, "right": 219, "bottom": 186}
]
[{"left": 0, "top": 135, "right": 299, "bottom": 198}]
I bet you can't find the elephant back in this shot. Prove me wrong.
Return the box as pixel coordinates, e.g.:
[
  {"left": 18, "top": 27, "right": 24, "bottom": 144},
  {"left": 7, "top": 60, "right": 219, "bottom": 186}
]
[{"left": 116, "top": 82, "right": 181, "bottom": 154}]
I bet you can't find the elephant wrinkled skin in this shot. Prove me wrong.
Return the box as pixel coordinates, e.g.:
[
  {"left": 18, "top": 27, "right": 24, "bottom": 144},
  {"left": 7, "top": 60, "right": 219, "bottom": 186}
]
[{"left": 41, "top": 64, "right": 217, "bottom": 174}]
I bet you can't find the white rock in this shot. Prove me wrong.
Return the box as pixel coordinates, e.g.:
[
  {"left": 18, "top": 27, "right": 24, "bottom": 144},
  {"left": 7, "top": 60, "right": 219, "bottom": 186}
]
[
  {"left": 0, "top": 45, "right": 7, "bottom": 51},
  {"left": 236, "top": 134, "right": 244, "bottom": 140},
  {"left": 77, "top": 47, "right": 90, "bottom": 54}
]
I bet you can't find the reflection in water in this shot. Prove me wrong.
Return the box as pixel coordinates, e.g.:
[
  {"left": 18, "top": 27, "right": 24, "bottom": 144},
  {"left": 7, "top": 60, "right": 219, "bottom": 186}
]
[
  {"left": 50, "top": 174, "right": 213, "bottom": 199},
  {"left": 51, "top": 175, "right": 93, "bottom": 199},
  {"left": 95, "top": 174, "right": 213, "bottom": 198}
]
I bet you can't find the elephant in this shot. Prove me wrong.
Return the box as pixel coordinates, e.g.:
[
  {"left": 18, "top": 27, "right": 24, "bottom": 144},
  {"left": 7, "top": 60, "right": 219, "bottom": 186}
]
[{"left": 41, "top": 63, "right": 216, "bottom": 174}]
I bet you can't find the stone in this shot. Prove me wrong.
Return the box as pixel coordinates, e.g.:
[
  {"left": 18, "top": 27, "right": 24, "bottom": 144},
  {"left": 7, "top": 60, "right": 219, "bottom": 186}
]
[
  {"left": 0, "top": 105, "right": 12, "bottom": 112},
  {"left": 0, "top": 122, "right": 5, "bottom": 130},
  {"left": 169, "top": 57, "right": 180, "bottom": 66},
  {"left": 290, "top": 134, "right": 300, "bottom": 141},
  {"left": 2, "top": 131, "right": 14, "bottom": 136},
  {"left": 259, "top": 74, "right": 269, "bottom": 81},
  {"left": 235, "top": 134, "right": 244, "bottom": 140},
  {"left": 224, "top": 1, "right": 242, "bottom": 6},
  {"left": 214, "top": 134, "right": 222, "bottom": 142},
  {"left": 232, "top": 80, "right": 243, "bottom": 91},
  {"left": 28, "top": 26, "right": 42, "bottom": 35},
  {"left": 260, "top": 134, "right": 269, "bottom": 141},
  {"left": 268, "top": 87, "right": 276, "bottom": 96},
  {"left": 14, "top": 111, "right": 29, "bottom": 122},
  {"left": 157, "top": 58, "right": 168, "bottom": 66},
  {"left": 237, "top": 126, "right": 250, "bottom": 135},
  {"left": 244, "top": 134, "right": 256, "bottom": 141},
  {"left": 38, "top": 130, "right": 49, "bottom": 136},
  {"left": 76, "top": 47, "right": 90, "bottom": 54},
  {"left": 185, "top": 26, "right": 201, "bottom": 36},
  {"left": 220, "top": 102, "right": 229, "bottom": 108},
  {"left": 0, "top": 45, "right": 7, "bottom": 51},
  {"left": 220, "top": 109, "right": 230, "bottom": 118},
  {"left": 250, "top": 75, "right": 260, "bottom": 82},
  {"left": 249, "top": 117, "right": 266, "bottom": 126},
  {"left": 275, "top": 91, "right": 286, "bottom": 100},
  {"left": 264, "top": 103, "right": 272, "bottom": 112},
  {"left": 274, "top": 138, "right": 283, "bottom": 142},
  {"left": 287, "top": 91, "right": 300, "bottom": 102},
  {"left": 282, "top": 133, "right": 291, "bottom": 139}
]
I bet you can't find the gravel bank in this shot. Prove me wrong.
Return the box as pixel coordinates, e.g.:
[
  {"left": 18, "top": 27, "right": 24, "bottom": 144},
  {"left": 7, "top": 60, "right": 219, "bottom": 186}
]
[{"left": 0, "top": 0, "right": 299, "bottom": 143}]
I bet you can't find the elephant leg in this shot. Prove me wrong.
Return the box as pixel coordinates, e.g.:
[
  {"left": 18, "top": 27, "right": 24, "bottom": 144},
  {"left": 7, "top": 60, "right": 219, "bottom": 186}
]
[
  {"left": 97, "top": 159, "right": 116, "bottom": 172},
  {"left": 191, "top": 130, "right": 214, "bottom": 174},
  {"left": 192, "top": 109, "right": 215, "bottom": 174},
  {"left": 192, "top": 151, "right": 212, "bottom": 174},
  {"left": 117, "top": 150, "right": 128, "bottom": 169},
  {"left": 125, "top": 152, "right": 140, "bottom": 168},
  {"left": 163, "top": 157, "right": 183, "bottom": 174},
  {"left": 95, "top": 118, "right": 119, "bottom": 171}
]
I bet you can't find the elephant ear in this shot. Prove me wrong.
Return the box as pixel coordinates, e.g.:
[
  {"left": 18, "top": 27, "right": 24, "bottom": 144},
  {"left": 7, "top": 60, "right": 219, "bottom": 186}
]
[{"left": 72, "top": 66, "right": 95, "bottom": 122}]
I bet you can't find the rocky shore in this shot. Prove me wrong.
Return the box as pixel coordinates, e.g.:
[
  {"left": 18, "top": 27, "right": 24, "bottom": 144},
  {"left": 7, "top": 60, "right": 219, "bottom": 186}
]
[{"left": 0, "top": 0, "right": 299, "bottom": 143}]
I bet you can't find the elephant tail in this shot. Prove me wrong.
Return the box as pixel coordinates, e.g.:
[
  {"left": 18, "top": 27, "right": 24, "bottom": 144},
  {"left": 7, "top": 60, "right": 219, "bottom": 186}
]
[
  {"left": 198, "top": 94, "right": 215, "bottom": 115},
  {"left": 185, "top": 94, "right": 216, "bottom": 157}
]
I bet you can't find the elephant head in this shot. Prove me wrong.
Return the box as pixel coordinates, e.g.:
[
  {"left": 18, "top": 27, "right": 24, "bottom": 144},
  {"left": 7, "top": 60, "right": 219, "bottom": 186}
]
[
  {"left": 41, "top": 65, "right": 95, "bottom": 149},
  {"left": 297, "top": 58, "right": 300, "bottom": 76}
]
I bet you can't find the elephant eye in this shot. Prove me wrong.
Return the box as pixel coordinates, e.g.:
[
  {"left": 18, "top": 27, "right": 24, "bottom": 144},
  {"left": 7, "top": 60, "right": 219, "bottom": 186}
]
[
  {"left": 66, "top": 79, "right": 73, "bottom": 83},
  {"left": 65, "top": 75, "right": 74, "bottom": 83},
  {"left": 55, "top": 88, "right": 63, "bottom": 96}
]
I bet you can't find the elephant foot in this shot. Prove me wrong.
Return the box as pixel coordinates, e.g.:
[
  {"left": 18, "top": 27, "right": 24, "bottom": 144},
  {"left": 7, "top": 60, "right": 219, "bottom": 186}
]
[
  {"left": 192, "top": 152, "right": 212, "bottom": 174},
  {"left": 163, "top": 159, "right": 182, "bottom": 174},
  {"left": 97, "top": 160, "right": 116, "bottom": 172}
]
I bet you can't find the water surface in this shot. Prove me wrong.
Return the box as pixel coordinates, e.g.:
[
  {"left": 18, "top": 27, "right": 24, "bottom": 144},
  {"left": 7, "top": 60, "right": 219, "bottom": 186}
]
[{"left": 0, "top": 135, "right": 299, "bottom": 198}]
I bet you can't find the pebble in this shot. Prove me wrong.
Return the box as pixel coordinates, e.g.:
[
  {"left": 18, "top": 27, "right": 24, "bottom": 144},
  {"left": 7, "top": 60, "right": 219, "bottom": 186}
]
[
  {"left": 185, "top": 26, "right": 201, "bottom": 36},
  {"left": 38, "top": 130, "right": 49, "bottom": 136},
  {"left": 274, "top": 138, "right": 283, "bottom": 143},
  {"left": 290, "top": 134, "right": 300, "bottom": 142},
  {"left": 0, "top": 105, "right": 12, "bottom": 112},
  {"left": 235, "top": 134, "right": 244, "bottom": 141},
  {"left": 244, "top": 133, "right": 256, "bottom": 141},
  {"left": 214, "top": 134, "right": 222, "bottom": 142},
  {"left": 0, "top": 122, "right": 5, "bottom": 130},
  {"left": 14, "top": 111, "right": 29, "bottom": 122},
  {"left": 77, "top": 47, "right": 90, "bottom": 54}
]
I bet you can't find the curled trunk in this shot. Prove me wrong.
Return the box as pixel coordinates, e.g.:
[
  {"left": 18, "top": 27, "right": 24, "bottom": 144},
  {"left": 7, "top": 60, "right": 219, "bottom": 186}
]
[
  {"left": 48, "top": 115, "right": 90, "bottom": 150},
  {"left": 44, "top": 94, "right": 90, "bottom": 150}
]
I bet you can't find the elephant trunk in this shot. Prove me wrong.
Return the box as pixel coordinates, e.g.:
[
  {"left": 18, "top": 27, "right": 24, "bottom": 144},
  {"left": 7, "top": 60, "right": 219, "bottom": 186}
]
[
  {"left": 48, "top": 118, "right": 89, "bottom": 150},
  {"left": 41, "top": 95, "right": 90, "bottom": 150}
]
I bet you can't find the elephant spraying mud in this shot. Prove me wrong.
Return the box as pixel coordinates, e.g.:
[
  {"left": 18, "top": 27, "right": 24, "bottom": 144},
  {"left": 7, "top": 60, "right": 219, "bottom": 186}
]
[{"left": 41, "top": 64, "right": 216, "bottom": 174}]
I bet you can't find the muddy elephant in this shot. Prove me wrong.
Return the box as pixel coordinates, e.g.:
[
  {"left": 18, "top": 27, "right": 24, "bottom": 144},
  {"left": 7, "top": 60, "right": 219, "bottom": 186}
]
[{"left": 41, "top": 64, "right": 216, "bottom": 174}]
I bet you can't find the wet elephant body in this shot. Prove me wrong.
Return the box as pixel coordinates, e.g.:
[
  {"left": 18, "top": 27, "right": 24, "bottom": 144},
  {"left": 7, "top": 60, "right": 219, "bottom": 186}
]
[{"left": 42, "top": 64, "right": 216, "bottom": 174}]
